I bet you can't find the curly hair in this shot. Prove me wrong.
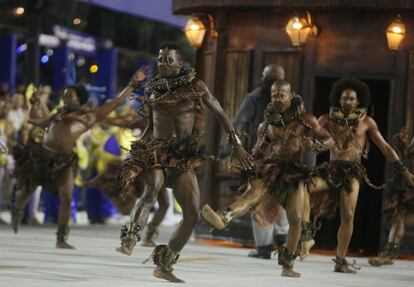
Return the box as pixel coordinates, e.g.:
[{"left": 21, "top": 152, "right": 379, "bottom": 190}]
[
  {"left": 329, "top": 78, "right": 371, "bottom": 108},
  {"left": 66, "top": 84, "right": 89, "bottom": 105}
]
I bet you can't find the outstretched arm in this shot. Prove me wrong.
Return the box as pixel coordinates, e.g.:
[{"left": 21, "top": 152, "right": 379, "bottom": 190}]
[
  {"left": 367, "top": 117, "right": 400, "bottom": 162},
  {"left": 200, "top": 81, "right": 253, "bottom": 170},
  {"left": 201, "top": 82, "right": 234, "bottom": 133},
  {"left": 93, "top": 66, "right": 150, "bottom": 124},
  {"left": 368, "top": 118, "right": 414, "bottom": 186},
  {"left": 233, "top": 96, "right": 256, "bottom": 132}
]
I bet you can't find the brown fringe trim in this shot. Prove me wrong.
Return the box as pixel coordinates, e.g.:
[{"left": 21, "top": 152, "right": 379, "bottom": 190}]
[
  {"left": 311, "top": 160, "right": 384, "bottom": 218},
  {"left": 119, "top": 136, "right": 214, "bottom": 196},
  {"left": 251, "top": 159, "right": 311, "bottom": 226},
  {"left": 385, "top": 173, "right": 414, "bottom": 214},
  {"left": 13, "top": 143, "right": 78, "bottom": 193},
  {"left": 86, "top": 160, "right": 140, "bottom": 215}
]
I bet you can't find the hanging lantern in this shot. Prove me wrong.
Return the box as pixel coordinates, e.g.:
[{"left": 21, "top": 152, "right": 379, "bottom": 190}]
[
  {"left": 386, "top": 16, "right": 406, "bottom": 51},
  {"left": 285, "top": 16, "right": 311, "bottom": 46},
  {"left": 184, "top": 17, "right": 207, "bottom": 48}
]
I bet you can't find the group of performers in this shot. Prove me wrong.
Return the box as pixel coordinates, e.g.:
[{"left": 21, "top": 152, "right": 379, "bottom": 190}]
[
  {"left": 7, "top": 42, "right": 414, "bottom": 283},
  {"left": 202, "top": 75, "right": 414, "bottom": 277}
]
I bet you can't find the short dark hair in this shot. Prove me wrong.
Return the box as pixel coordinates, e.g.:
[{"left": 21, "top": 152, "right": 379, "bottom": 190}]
[
  {"left": 329, "top": 78, "right": 371, "bottom": 108},
  {"left": 66, "top": 84, "right": 89, "bottom": 105},
  {"left": 159, "top": 42, "right": 182, "bottom": 51}
]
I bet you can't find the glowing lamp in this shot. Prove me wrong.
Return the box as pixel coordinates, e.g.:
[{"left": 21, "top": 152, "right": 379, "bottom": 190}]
[
  {"left": 386, "top": 16, "right": 406, "bottom": 51},
  {"left": 184, "top": 17, "right": 206, "bottom": 48},
  {"left": 14, "top": 7, "right": 25, "bottom": 16},
  {"left": 285, "top": 16, "right": 311, "bottom": 46}
]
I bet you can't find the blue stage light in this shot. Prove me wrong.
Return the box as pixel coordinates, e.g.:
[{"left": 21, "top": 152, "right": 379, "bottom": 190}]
[
  {"left": 16, "top": 44, "right": 27, "bottom": 54},
  {"left": 41, "top": 55, "right": 49, "bottom": 64}
]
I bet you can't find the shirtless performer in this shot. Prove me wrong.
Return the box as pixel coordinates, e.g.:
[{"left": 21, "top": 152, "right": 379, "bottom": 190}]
[
  {"left": 303, "top": 78, "right": 414, "bottom": 273},
  {"left": 201, "top": 80, "right": 333, "bottom": 277},
  {"left": 115, "top": 43, "right": 252, "bottom": 283},
  {"left": 369, "top": 128, "right": 414, "bottom": 266},
  {"left": 11, "top": 67, "right": 149, "bottom": 249}
]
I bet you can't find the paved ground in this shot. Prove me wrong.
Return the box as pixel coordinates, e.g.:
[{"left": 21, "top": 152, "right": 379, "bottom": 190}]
[{"left": 1, "top": 224, "right": 413, "bottom": 287}]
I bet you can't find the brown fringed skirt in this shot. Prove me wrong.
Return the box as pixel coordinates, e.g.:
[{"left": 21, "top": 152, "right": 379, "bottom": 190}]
[
  {"left": 86, "top": 160, "right": 139, "bottom": 215},
  {"left": 311, "top": 160, "right": 384, "bottom": 218},
  {"left": 251, "top": 159, "right": 312, "bottom": 226},
  {"left": 13, "top": 143, "right": 78, "bottom": 193},
  {"left": 384, "top": 172, "right": 414, "bottom": 214},
  {"left": 119, "top": 136, "right": 214, "bottom": 196}
]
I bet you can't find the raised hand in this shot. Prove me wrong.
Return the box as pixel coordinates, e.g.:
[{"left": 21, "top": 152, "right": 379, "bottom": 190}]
[{"left": 129, "top": 66, "right": 151, "bottom": 88}]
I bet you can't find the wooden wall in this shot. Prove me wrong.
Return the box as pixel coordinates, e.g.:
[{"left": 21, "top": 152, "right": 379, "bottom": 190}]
[{"left": 184, "top": 6, "right": 414, "bottom": 253}]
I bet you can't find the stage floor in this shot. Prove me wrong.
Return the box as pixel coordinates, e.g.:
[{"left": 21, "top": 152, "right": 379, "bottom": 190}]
[{"left": 0, "top": 225, "right": 413, "bottom": 287}]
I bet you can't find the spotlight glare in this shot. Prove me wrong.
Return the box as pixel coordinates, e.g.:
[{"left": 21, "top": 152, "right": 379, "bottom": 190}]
[
  {"left": 41, "top": 55, "right": 49, "bottom": 64},
  {"left": 16, "top": 44, "right": 27, "bottom": 54},
  {"left": 14, "top": 7, "right": 25, "bottom": 15},
  {"left": 90, "top": 64, "right": 98, "bottom": 73},
  {"left": 73, "top": 18, "right": 82, "bottom": 25}
]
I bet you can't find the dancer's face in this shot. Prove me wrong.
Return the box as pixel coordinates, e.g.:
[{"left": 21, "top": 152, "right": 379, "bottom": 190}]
[
  {"left": 63, "top": 88, "right": 80, "bottom": 108},
  {"left": 271, "top": 83, "right": 292, "bottom": 112},
  {"left": 157, "top": 49, "right": 182, "bottom": 78},
  {"left": 339, "top": 89, "right": 359, "bottom": 113},
  {"left": 30, "top": 126, "right": 45, "bottom": 144}
]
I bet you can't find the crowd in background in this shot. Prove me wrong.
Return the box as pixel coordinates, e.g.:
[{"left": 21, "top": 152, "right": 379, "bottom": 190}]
[{"left": 0, "top": 83, "right": 180, "bottom": 226}]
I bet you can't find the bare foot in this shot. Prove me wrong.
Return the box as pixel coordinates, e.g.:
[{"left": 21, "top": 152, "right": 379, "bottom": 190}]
[
  {"left": 333, "top": 258, "right": 359, "bottom": 273},
  {"left": 281, "top": 267, "right": 301, "bottom": 278},
  {"left": 153, "top": 266, "right": 185, "bottom": 283},
  {"left": 56, "top": 240, "right": 75, "bottom": 249},
  {"left": 201, "top": 204, "right": 226, "bottom": 230},
  {"left": 368, "top": 256, "right": 394, "bottom": 267},
  {"left": 116, "top": 239, "right": 136, "bottom": 256},
  {"left": 300, "top": 239, "right": 315, "bottom": 261}
]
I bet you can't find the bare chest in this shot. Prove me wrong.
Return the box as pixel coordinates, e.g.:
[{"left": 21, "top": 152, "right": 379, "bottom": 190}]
[
  {"left": 47, "top": 118, "right": 87, "bottom": 138},
  {"left": 327, "top": 120, "right": 368, "bottom": 151},
  {"left": 266, "top": 121, "right": 307, "bottom": 143}
]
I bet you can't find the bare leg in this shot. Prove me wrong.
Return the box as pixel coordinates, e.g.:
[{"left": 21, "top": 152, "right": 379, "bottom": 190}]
[
  {"left": 169, "top": 169, "right": 199, "bottom": 251},
  {"left": 337, "top": 179, "right": 359, "bottom": 258},
  {"left": 142, "top": 187, "right": 170, "bottom": 247},
  {"left": 334, "top": 178, "right": 359, "bottom": 273},
  {"left": 279, "top": 182, "right": 305, "bottom": 278},
  {"left": 12, "top": 184, "right": 37, "bottom": 233},
  {"left": 229, "top": 179, "right": 268, "bottom": 216},
  {"left": 300, "top": 190, "right": 314, "bottom": 260},
  {"left": 56, "top": 167, "right": 75, "bottom": 249},
  {"left": 151, "top": 187, "right": 170, "bottom": 227},
  {"left": 201, "top": 178, "right": 268, "bottom": 229},
  {"left": 389, "top": 212, "right": 406, "bottom": 244},
  {"left": 153, "top": 169, "right": 199, "bottom": 283},
  {"left": 117, "top": 169, "right": 165, "bottom": 255},
  {"left": 133, "top": 169, "right": 165, "bottom": 229},
  {"left": 301, "top": 177, "right": 329, "bottom": 259},
  {"left": 369, "top": 212, "right": 407, "bottom": 266}
]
